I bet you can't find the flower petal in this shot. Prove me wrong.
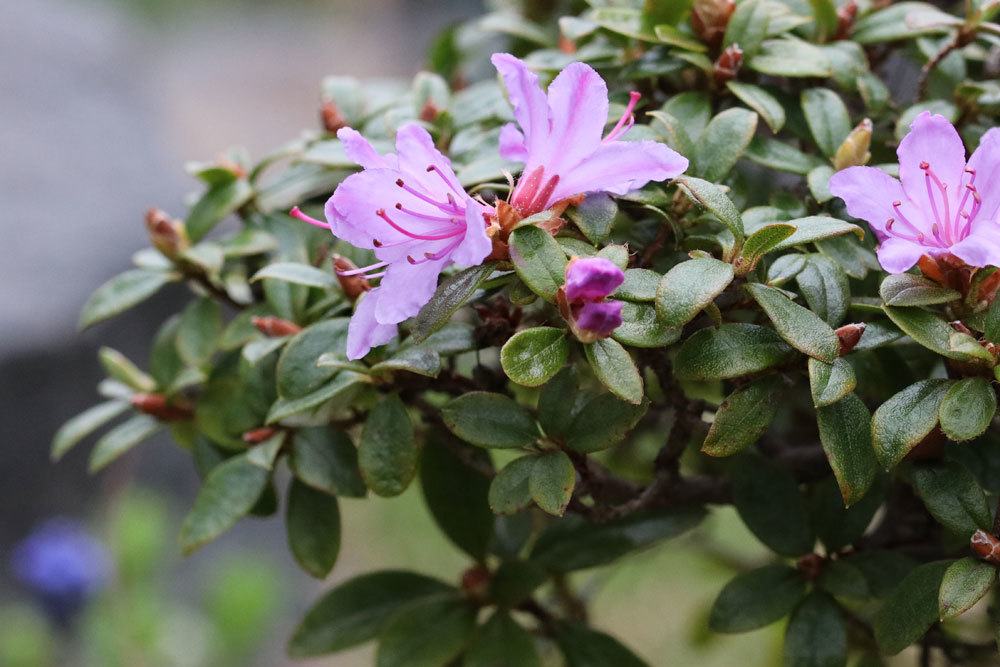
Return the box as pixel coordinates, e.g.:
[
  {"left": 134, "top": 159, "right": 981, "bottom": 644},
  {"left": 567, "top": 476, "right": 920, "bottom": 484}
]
[
  {"left": 875, "top": 238, "right": 926, "bottom": 274},
  {"left": 543, "top": 61, "right": 608, "bottom": 172},
  {"left": 373, "top": 257, "right": 448, "bottom": 324},
  {"left": 575, "top": 300, "right": 624, "bottom": 337},
  {"left": 565, "top": 257, "right": 624, "bottom": 302},
  {"left": 394, "top": 123, "right": 463, "bottom": 193},
  {"left": 966, "top": 127, "right": 1000, "bottom": 228},
  {"left": 346, "top": 289, "right": 398, "bottom": 360},
  {"left": 499, "top": 123, "right": 528, "bottom": 163},
  {"left": 828, "top": 166, "right": 908, "bottom": 235},
  {"left": 897, "top": 112, "right": 966, "bottom": 218},
  {"left": 491, "top": 53, "right": 550, "bottom": 158},
  {"left": 549, "top": 140, "right": 688, "bottom": 203},
  {"left": 337, "top": 127, "right": 394, "bottom": 170},
  {"left": 450, "top": 202, "right": 493, "bottom": 268},
  {"left": 949, "top": 230, "right": 1000, "bottom": 269}
]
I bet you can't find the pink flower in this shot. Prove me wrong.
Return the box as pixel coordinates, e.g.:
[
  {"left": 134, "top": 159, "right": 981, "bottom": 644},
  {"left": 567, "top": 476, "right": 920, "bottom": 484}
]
[
  {"left": 829, "top": 112, "right": 1000, "bottom": 273},
  {"left": 491, "top": 53, "right": 689, "bottom": 217},
  {"left": 560, "top": 257, "right": 625, "bottom": 340},
  {"left": 292, "top": 123, "right": 493, "bottom": 359}
]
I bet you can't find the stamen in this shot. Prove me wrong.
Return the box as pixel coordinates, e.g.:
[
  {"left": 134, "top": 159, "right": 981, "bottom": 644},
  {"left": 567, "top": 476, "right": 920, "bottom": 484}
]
[
  {"left": 603, "top": 91, "right": 641, "bottom": 143},
  {"left": 394, "top": 202, "right": 459, "bottom": 224},
  {"left": 425, "top": 164, "right": 464, "bottom": 197},
  {"left": 395, "top": 178, "right": 462, "bottom": 214},
  {"left": 528, "top": 174, "right": 561, "bottom": 214},
  {"left": 336, "top": 260, "right": 388, "bottom": 277},
  {"left": 407, "top": 236, "right": 463, "bottom": 264},
  {"left": 921, "top": 164, "right": 943, "bottom": 232},
  {"left": 885, "top": 218, "right": 925, "bottom": 243},
  {"left": 891, "top": 201, "right": 923, "bottom": 236},
  {"left": 289, "top": 206, "right": 331, "bottom": 230},
  {"left": 376, "top": 209, "right": 464, "bottom": 241},
  {"left": 364, "top": 271, "right": 386, "bottom": 280}
]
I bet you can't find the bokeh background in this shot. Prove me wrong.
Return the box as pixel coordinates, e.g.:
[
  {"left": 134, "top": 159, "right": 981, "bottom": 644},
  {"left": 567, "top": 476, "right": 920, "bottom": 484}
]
[{"left": 1, "top": 1, "right": 786, "bottom": 665}]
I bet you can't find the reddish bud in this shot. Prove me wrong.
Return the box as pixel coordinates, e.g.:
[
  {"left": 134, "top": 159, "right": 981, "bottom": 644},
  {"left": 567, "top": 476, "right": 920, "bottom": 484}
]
[
  {"left": 252, "top": 316, "right": 302, "bottom": 338},
  {"left": 321, "top": 100, "right": 347, "bottom": 133},
  {"left": 242, "top": 427, "right": 279, "bottom": 444},
  {"left": 332, "top": 255, "right": 372, "bottom": 301},
  {"left": 559, "top": 34, "right": 576, "bottom": 54},
  {"left": 971, "top": 530, "right": 1000, "bottom": 564},
  {"left": 950, "top": 320, "right": 973, "bottom": 336},
  {"left": 835, "top": 323, "right": 866, "bottom": 355},
  {"left": 796, "top": 553, "right": 824, "bottom": 581},
  {"left": 834, "top": 0, "right": 858, "bottom": 40},
  {"left": 131, "top": 393, "right": 193, "bottom": 422},
  {"left": 418, "top": 101, "right": 440, "bottom": 123},
  {"left": 691, "top": 0, "right": 736, "bottom": 49},
  {"left": 145, "top": 208, "right": 189, "bottom": 259},
  {"left": 460, "top": 564, "right": 491, "bottom": 601},
  {"left": 713, "top": 44, "right": 743, "bottom": 86}
]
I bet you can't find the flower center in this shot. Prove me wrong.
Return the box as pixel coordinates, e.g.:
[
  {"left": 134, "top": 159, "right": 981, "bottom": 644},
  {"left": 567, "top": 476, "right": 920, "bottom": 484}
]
[{"left": 510, "top": 165, "right": 561, "bottom": 216}]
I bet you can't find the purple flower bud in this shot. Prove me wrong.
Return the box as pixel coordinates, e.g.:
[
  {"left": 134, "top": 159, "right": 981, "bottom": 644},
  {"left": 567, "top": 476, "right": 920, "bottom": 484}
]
[
  {"left": 11, "top": 519, "right": 111, "bottom": 625},
  {"left": 564, "top": 257, "right": 625, "bottom": 302},
  {"left": 575, "top": 300, "right": 624, "bottom": 337}
]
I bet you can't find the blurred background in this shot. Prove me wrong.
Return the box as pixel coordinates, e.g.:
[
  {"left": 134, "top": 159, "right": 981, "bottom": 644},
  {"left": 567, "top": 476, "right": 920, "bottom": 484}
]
[{"left": 0, "top": 0, "right": 785, "bottom": 665}]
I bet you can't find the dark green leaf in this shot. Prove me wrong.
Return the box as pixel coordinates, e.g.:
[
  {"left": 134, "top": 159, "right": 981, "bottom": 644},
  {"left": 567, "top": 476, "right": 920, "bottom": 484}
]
[
  {"left": 251, "top": 262, "right": 337, "bottom": 289},
  {"left": 801, "top": 88, "right": 851, "bottom": 158},
  {"left": 674, "top": 176, "right": 745, "bottom": 246},
  {"left": 912, "top": 462, "right": 992, "bottom": 537},
  {"left": 702, "top": 375, "right": 782, "bottom": 457},
  {"left": 375, "top": 595, "right": 477, "bottom": 667},
  {"left": 489, "top": 456, "right": 535, "bottom": 515},
  {"left": 750, "top": 39, "right": 831, "bottom": 77},
  {"left": 52, "top": 401, "right": 129, "bottom": 462},
  {"left": 872, "top": 380, "right": 951, "bottom": 470},
  {"left": 809, "top": 477, "right": 884, "bottom": 552},
  {"left": 747, "top": 283, "right": 840, "bottom": 362},
  {"left": 939, "top": 377, "right": 997, "bottom": 442},
  {"left": 413, "top": 263, "right": 497, "bottom": 341},
  {"left": 796, "top": 255, "right": 850, "bottom": 326},
  {"left": 359, "top": 395, "right": 417, "bottom": 497},
  {"left": 442, "top": 392, "right": 538, "bottom": 449},
  {"left": 88, "top": 414, "right": 161, "bottom": 472},
  {"left": 554, "top": 622, "right": 648, "bottom": 667},
  {"left": 694, "top": 108, "right": 759, "bottom": 182},
  {"left": 276, "top": 319, "right": 349, "bottom": 399},
  {"left": 733, "top": 455, "right": 815, "bottom": 556},
  {"left": 79, "top": 269, "right": 174, "bottom": 330},
  {"left": 500, "top": 327, "right": 570, "bottom": 387},
  {"left": 465, "top": 612, "right": 540, "bottom": 667},
  {"left": 816, "top": 393, "right": 878, "bottom": 506},
  {"left": 656, "top": 257, "right": 735, "bottom": 327},
  {"left": 538, "top": 367, "right": 579, "bottom": 439},
  {"left": 851, "top": 2, "right": 958, "bottom": 44},
  {"left": 772, "top": 217, "right": 863, "bottom": 252},
  {"left": 874, "top": 561, "right": 950, "bottom": 655},
  {"left": 420, "top": 438, "right": 494, "bottom": 559},
  {"left": 186, "top": 179, "right": 253, "bottom": 241},
  {"left": 614, "top": 268, "right": 660, "bottom": 301},
  {"left": 783, "top": 592, "right": 847, "bottom": 667},
  {"left": 880, "top": 273, "right": 961, "bottom": 307},
  {"left": 289, "top": 427, "right": 366, "bottom": 498},
  {"left": 176, "top": 298, "right": 223, "bottom": 367},
  {"left": 727, "top": 81, "right": 785, "bottom": 132},
  {"left": 584, "top": 338, "right": 644, "bottom": 404},
  {"left": 883, "top": 306, "right": 993, "bottom": 364},
  {"left": 286, "top": 479, "right": 341, "bottom": 579},
  {"left": 939, "top": 557, "right": 997, "bottom": 620},
  {"left": 612, "top": 302, "right": 681, "bottom": 348},
  {"left": 510, "top": 226, "right": 568, "bottom": 302},
  {"left": 564, "top": 392, "right": 647, "bottom": 453},
  {"left": 567, "top": 194, "right": 618, "bottom": 244},
  {"left": 742, "top": 224, "right": 796, "bottom": 262},
  {"left": 808, "top": 358, "right": 856, "bottom": 408},
  {"left": 675, "top": 323, "right": 797, "bottom": 381},
  {"left": 529, "top": 451, "right": 576, "bottom": 516},
  {"left": 710, "top": 565, "right": 807, "bottom": 633}
]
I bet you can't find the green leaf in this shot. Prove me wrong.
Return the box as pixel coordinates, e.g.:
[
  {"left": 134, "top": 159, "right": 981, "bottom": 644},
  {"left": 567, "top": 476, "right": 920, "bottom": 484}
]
[
  {"left": 530, "top": 508, "right": 706, "bottom": 572},
  {"left": 276, "top": 319, "right": 349, "bottom": 399},
  {"left": 52, "top": 400, "right": 130, "bottom": 462},
  {"left": 289, "top": 427, "right": 366, "bottom": 498},
  {"left": 79, "top": 269, "right": 174, "bottom": 329},
  {"left": 88, "top": 414, "right": 161, "bottom": 473},
  {"left": 783, "top": 592, "right": 847, "bottom": 667},
  {"left": 251, "top": 262, "right": 337, "bottom": 289},
  {"left": 420, "top": 438, "right": 494, "bottom": 559},
  {"left": 612, "top": 302, "right": 681, "bottom": 348},
  {"left": 359, "top": 395, "right": 417, "bottom": 497},
  {"left": 675, "top": 323, "right": 797, "bottom": 381},
  {"left": 801, "top": 88, "right": 852, "bottom": 158},
  {"left": 176, "top": 298, "right": 223, "bottom": 367},
  {"left": 376, "top": 595, "right": 477, "bottom": 667},
  {"left": 656, "top": 257, "right": 735, "bottom": 327},
  {"left": 694, "top": 108, "right": 759, "bottom": 182},
  {"left": 883, "top": 306, "right": 993, "bottom": 364},
  {"left": 808, "top": 358, "right": 856, "bottom": 408},
  {"left": 442, "top": 392, "right": 538, "bottom": 449},
  {"left": 674, "top": 176, "right": 745, "bottom": 247},
  {"left": 529, "top": 451, "right": 576, "bottom": 516},
  {"left": 500, "top": 327, "right": 570, "bottom": 387},
  {"left": 741, "top": 224, "right": 796, "bottom": 263},
  {"left": 880, "top": 273, "right": 961, "bottom": 307},
  {"left": 797, "top": 255, "right": 850, "bottom": 326},
  {"left": 653, "top": 23, "right": 706, "bottom": 52},
  {"left": 179, "top": 436, "right": 282, "bottom": 554},
  {"left": 554, "top": 622, "right": 648, "bottom": 667},
  {"left": 816, "top": 394, "right": 878, "bottom": 507},
  {"left": 939, "top": 377, "right": 997, "bottom": 442},
  {"left": 750, "top": 39, "right": 831, "bottom": 77},
  {"left": 538, "top": 367, "right": 579, "bottom": 439},
  {"left": 286, "top": 479, "right": 341, "bottom": 579},
  {"left": 872, "top": 380, "right": 951, "bottom": 470},
  {"left": 614, "top": 268, "right": 660, "bottom": 301},
  {"left": 584, "top": 338, "right": 644, "bottom": 404},
  {"left": 479, "top": 11, "right": 553, "bottom": 45},
  {"left": 771, "top": 217, "right": 863, "bottom": 252},
  {"left": 939, "top": 557, "right": 997, "bottom": 620},
  {"left": 465, "top": 612, "right": 540, "bottom": 667},
  {"left": 724, "top": 0, "right": 772, "bottom": 57},
  {"left": 589, "top": 6, "right": 657, "bottom": 41},
  {"left": 912, "top": 462, "right": 992, "bottom": 537},
  {"left": 874, "top": 561, "right": 950, "bottom": 655},
  {"left": 702, "top": 376, "right": 782, "bottom": 457},
  {"left": 370, "top": 346, "right": 441, "bottom": 379},
  {"left": 733, "top": 455, "right": 815, "bottom": 556},
  {"left": 808, "top": 165, "right": 835, "bottom": 203},
  {"left": 509, "top": 225, "right": 568, "bottom": 302},
  {"left": 288, "top": 571, "right": 451, "bottom": 657},
  {"left": 98, "top": 347, "right": 156, "bottom": 392},
  {"left": 851, "top": 2, "right": 959, "bottom": 44},
  {"left": 746, "top": 137, "right": 823, "bottom": 175},
  {"left": 412, "top": 263, "right": 497, "bottom": 342},
  {"left": 266, "top": 372, "right": 365, "bottom": 424},
  {"left": 808, "top": 477, "right": 885, "bottom": 552},
  {"left": 186, "top": 179, "right": 253, "bottom": 241},
  {"left": 710, "top": 565, "right": 807, "bottom": 633},
  {"left": 564, "top": 392, "right": 647, "bottom": 454},
  {"left": 747, "top": 283, "right": 840, "bottom": 362},
  {"left": 567, "top": 194, "right": 617, "bottom": 244},
  {"left": 597, "top": 244, "right": 629, "bottom": 269},
  {"left": 726, "top": 81, "right": 785, "bottom": 133},
  {"left": 489, "top": 456, "right": 535, "bottom": 515}
]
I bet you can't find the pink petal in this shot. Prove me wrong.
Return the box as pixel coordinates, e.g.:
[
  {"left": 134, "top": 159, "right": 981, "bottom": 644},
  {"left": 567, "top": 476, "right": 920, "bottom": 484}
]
[
  {"left": 828, "top": 166, "right": 909, "bottom": 235},
  {"left": 966, "top": 127, "right": 1000, "bottom": 227},
  {"left": 491, "top": 53, "right": 550, "bottom": 158},
  {"left": 549, "top": 140, "right": 688, "bottom": 203},
  {"left": 875, "top": 238, "right": 926, "bottom": 274},
  {"left": 897, "top": 112, "right": 966, "bottom": 219},
  {"left": 498, "top": 123, "right": 528, "bottom": 162},
  {"left": 346, "top": 288, "right": 398, "bottom": 359},
  {"left": 949, "top": 230, "right": 1000, "bottom": 269},
  {"left": 449, "top": 202, "right": 493, "bottom": 268},
  {"left": 394, "top": 123, "right": 461, "bottom": 193},
  {"left": 337, "top": 127, "right": 394, "bottom": 170},
  {"left": 373, "top": 257, "right": 448, "bottom": 325},
  {"left": 542, "top": 61, "right": 608, "bottom": 172}
]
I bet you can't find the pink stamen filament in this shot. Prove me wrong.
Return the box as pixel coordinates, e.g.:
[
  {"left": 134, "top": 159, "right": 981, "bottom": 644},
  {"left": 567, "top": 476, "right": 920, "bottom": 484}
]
[
  {"left": 891, "top": 201, "right": 923, "bottom": 237},
  {"left": 364, "top": 271, "right": 386, "bottom": 280},
  {"left": 406, "top": 236, "right": 463, "bottom": 265},
  {"left": 604, "top": 91, "right": 641, "bottom": 143},
  {"left": 920, "top": 162, "right": 952, "bottom": 243},
  {"left": 394, "top": 202, "right": 460, "bottom": 224},
  {"left": 886, "top": 218, "right": 925, "bottom": 244},
  {"left": 425, "top": 164, "right": 464, "bottom": 197},
  {"left": 289, "top": 207, "right": 330, "bottom": 230},
  {"left": 336, "top": 260, "right": 388, "bottom": 277},
  {"left": 395, "top": 179, "right": 462, "bottom": 215},
  {"left": 376, "top": 209, "right": 464, "bottom": 241}
]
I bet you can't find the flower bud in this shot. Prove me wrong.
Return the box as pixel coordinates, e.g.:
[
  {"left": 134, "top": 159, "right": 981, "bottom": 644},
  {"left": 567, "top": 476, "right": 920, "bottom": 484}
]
[
  {"left": 834, "top": 0, "right": 858, "bottom": 40},
  {"left": 242, "top": 426, "right": 279, "bottom": 444},
  {"left": 333, "top": 255, "right": 373, "bottom": 301},
  {"left": 145, "top": 208, "right": 189, "bottom": 260},
  {"left": 691, "top": 0, "right": 736, "bottom": 49},
  {"left": 460, "top": 564, "right": 491, "bottom": 601},
  {"left": 564, "top": 257, "right": 625, "bottom": 302},
  {"left": 832, "top": 118, "right": 873, "bottom": 171},
  {"left": 713, "top": 44, "right": 743, "bottom": 86},
  {"left": 320, "top": 100, "right": 347, "bottom": 133},
  {"left": 419, "top": 101, "right": 440, "bottom": 123},
  {"left": 971, "top": 529, "right": 1000, "bottom": 564},
  {"left": 252, "top": 316, "right": 302, "bottom": 337},
  {"left": 835, "top": 323, "right": 866, "bottom": 355},
  {"left": 574, "top": 300, "right": 624, "bottom": 340},
  {"left": 130, "top": 393, "right": 193, "bottom": 421}
]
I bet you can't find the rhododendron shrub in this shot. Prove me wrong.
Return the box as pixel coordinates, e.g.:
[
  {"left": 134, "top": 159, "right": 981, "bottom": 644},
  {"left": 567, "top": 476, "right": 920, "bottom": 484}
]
[{"left": 55, "top": 0, "right": 1000, "bottom": 664}]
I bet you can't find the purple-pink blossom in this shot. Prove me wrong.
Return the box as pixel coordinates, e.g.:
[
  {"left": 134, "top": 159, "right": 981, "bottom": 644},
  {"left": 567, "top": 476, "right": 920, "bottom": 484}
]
[
  {"left": 562, "top": 257, "right": 625, "bottom": 340},
  {"left": 292, "top": 123, "right": 493, "bottom": 359},
  {"left": 492, "top": 53, "right": 689, "bottom": 217},
  {"left": 829, "top": 112, "right": 1000, "bottom": 274}
]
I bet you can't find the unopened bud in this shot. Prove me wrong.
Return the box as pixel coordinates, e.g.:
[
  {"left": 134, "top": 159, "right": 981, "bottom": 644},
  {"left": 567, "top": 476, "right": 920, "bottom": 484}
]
[
  {"left": 419, "top": 101, "right": 440, "bottom": 123},
  {"left": 834, "top": 0, "right": 859, "bottom": 40},
  {"left": 796, "top": 553, "right": 824, "bottom": 581},
  {"left": 832, "top": 118, "right": 873, "bottom": 171},
  {"left": 131, "top": 393, "right": 193, "bottom": 422},
  {"left": 320, "top": 100, "right": 347, "bottom": 133},
  {"left": 460, "top": 564, "right": 491, "bottom": 601},
  {"left": 691, "top": 0, "right": 736, "bottom": 49},
  {"left": 332, "top": 255, "right": 372, "bottom": 301},
  {"left": 713, "top": 44, "right": 743, "bottom": 86},
  {"left": 145, "top": 208, "right": 189, "bottom": 260},
  {"left": 558, "top": 34, "right": 576, "bottom": 54},
  {"left": 971, "top": 529, "right": 1000, "bottom": 564},
  {"left": 242, "top": 427, "right": 279, "bottom": 444},
  {"left": 950, "top": 320, "right": 973, "bottom": 336},
  {"left": 835, "top": 323, "right": 866, "bottom": 355},
  {"left": 252, "top": 316, "right": 302, "bottom": 337}
]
